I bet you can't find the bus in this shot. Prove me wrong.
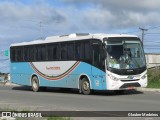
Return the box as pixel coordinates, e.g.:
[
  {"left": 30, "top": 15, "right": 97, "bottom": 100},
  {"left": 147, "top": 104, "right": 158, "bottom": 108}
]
[{"left": 10, "top": 33, "right": 147, "bottom": 95}]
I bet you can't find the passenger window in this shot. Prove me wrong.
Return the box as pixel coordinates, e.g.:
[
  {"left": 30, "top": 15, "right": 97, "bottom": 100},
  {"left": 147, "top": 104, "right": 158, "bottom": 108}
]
[
  {"left": 47, "top": 44, "right": 59, "bottom": 60},
  {"left": 29, "top": 46, "right": 34, "bottom": 61},
  {"left": 10, "top": 47, "right": 16, "bottom": 62},
  {"left": 16, "top": 47, "right": 23, "bottom": 61},
  {"left": 67, "top": 43, "right": 74, "bottom": 60},
  {"left": 24, "top": 46, "right": 29, "bottom": 61},
  {"left": 75, "top": 43, "right": 84, "bottom": 59},
  {"left": 61, "top": 43, "right": 67, "bottom": 60},
  {"left": 84, "top": 42, "right": 90, "bottom": 60},
  {"left": 35, "top": 45, "right": 46, "bottom": 61}
]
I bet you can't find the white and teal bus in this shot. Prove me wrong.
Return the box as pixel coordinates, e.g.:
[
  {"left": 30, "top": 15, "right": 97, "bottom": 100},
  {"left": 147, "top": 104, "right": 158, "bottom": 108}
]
[{"left": 10, "top": 33, "right": 147, "bottom": 95}]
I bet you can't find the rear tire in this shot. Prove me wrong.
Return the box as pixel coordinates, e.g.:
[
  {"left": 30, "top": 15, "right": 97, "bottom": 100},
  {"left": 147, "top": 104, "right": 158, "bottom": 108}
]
[
  {"left": 81, "top": 78, "right": 91, "bottom": 95},
  {"left": 31, "top": 76, "right": 39, "bottom": 92}
]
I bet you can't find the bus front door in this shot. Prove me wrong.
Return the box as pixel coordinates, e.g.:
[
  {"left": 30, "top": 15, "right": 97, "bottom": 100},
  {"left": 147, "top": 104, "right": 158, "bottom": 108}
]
[{"left": 91, "top": 41, "right": 103, "bottom": 90}]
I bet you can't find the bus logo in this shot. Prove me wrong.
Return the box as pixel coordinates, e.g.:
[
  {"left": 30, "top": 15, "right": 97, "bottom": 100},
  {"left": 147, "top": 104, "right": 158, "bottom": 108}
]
[{"left": 46, "top": 66, "right": 60, "bottom": 70}]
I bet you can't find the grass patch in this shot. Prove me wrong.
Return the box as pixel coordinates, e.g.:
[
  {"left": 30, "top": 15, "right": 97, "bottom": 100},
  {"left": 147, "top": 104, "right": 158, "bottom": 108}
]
[
  {"left": 47, "top": 117, "right": 71, "bottom": 120},
  {"left": 147, "top": 68, "right": 160, "bottom": 88},
  {"left": 0, "top": 107, "right": 17, "bottom": 112}
]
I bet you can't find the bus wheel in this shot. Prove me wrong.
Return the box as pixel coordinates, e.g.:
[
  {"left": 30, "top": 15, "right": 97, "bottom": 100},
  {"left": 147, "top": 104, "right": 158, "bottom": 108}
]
[
  {"left": 81, "top": 78, "right": 91, "bottom": 95},
  {"left": 31, "top": 76, "right": 39, "bottom": 92}
]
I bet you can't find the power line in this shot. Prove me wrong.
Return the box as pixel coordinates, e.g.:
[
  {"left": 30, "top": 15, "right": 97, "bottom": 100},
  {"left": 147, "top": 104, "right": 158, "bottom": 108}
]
[
  {"left": 145, "top": 33, "right": 160, "bottom": 34},
  {"left": 145, "top": 34, "right": 160, "bottom": 36},
  {"left": 121, "top": 25, "right": 160, "bottom": 34},
  {"left": 122, "top": 30, "right": 140, "bottom": 34},
  {"left": 148, "top": 25, "right": 160, "bottom": 30}
]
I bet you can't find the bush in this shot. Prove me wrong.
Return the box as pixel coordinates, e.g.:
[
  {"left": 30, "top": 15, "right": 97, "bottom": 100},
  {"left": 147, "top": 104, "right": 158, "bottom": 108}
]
[{"left": 147, "top": 68, "right": 160, "bottom": 88}]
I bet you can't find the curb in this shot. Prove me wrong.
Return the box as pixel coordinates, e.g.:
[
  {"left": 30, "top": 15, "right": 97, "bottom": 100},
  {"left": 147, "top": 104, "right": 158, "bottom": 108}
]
[
  {"left": 0, "top": 82, "right": 19, "bottom": 87},
  {"left": 1, "top": 82, "right": 160, "bottom": 92},
  {"left": 136, "top": 87, "right": 160, "bottom": 92},
  {"left": 5, "top": 82, "right": 20, "bottom": 86}
]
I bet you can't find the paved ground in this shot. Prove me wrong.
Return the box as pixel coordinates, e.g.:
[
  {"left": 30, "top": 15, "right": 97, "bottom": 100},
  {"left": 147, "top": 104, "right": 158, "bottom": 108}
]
[
  {"left": 0, "top": 84, "right": 160, "bottom": 120},
  {"left": 0, "top": 84, "right": 160, "bottom": 111}
]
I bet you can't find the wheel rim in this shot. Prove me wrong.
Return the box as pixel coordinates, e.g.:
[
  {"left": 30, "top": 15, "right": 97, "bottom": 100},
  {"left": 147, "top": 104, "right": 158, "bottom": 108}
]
[
  {"left": 83, "top": 81, "right": 89, "bottom": 91},
  {"left": 33, "top": 80, "right": 38, "bottom": 90}
]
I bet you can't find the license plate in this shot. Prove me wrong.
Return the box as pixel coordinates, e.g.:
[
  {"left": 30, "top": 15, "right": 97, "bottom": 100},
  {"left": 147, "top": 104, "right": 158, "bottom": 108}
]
[{"left": 128, "top": 87, "right": 134, "bottom": 89}]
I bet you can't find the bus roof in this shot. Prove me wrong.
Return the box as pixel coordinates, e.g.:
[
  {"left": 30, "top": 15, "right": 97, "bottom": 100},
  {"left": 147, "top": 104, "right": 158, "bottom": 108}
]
[{"left": 11, "top": 33, "right": 139, "bottom": 47}]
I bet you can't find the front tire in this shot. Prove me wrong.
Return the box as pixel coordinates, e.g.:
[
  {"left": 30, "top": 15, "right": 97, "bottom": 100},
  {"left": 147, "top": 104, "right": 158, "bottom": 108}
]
[
  {"left": 81, "top": 78, "right": 91, "bottom": 95},
  {"left": 31, "top": 76, "right": 39, "bottom": 92}
]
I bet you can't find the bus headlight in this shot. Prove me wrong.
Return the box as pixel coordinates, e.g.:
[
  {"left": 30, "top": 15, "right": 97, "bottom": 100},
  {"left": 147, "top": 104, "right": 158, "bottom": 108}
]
[
  {"left": 141, "top": 73, "right": 147, "bottom": 79},
  {"left": 108, "top": 74, "right": 119, "bottom": 81}
]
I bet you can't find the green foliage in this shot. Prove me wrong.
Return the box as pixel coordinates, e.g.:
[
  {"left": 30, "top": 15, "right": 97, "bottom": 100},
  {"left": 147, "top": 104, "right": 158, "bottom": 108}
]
[
  {"left": 147, "top": 68, "right": 160, "bottom": 88},
  {"left": 1, "top": 107, "right": 16, "bottom": 112},
  {"left": 47, "top": 117, "right": 71, "bottom": 120}
]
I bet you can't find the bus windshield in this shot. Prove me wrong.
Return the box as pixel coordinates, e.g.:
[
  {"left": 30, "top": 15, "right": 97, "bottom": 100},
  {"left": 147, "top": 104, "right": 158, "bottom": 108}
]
[{"left": 104, "top": 37, "right": 146, "bottom": 69}]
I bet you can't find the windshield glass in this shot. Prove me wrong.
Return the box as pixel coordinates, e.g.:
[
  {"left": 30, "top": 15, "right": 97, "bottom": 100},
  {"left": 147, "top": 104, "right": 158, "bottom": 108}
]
[{"left": 104, "top": 37, "right": 146, "bottom": 69}]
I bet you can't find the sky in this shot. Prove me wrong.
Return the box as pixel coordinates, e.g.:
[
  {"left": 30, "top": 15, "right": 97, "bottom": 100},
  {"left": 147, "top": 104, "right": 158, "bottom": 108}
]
[{"left": 0, "top": 0, "right": 160, "bottom": 72}]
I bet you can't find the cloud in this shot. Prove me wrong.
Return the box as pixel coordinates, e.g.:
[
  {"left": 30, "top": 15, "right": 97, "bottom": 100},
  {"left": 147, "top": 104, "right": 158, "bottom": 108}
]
[
  {"left": 0, "top": 0, "right": 160, "bottom": 54},
  {"left": 63, "top": 0, "right": 160, "bottom": 11},
  {"left": 0, "top": 0, "right": 160, "bottom": 41},
  {"left": 0, "top": 1, "right": 66, "bottom": 45}
]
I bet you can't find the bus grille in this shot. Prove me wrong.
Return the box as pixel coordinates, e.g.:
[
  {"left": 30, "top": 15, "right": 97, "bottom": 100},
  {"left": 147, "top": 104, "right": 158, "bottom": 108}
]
[
  {"left": 120, "top": 79, "right": 140, "bottom": 82},
  {"left": 120, "top": 83, "right": 141, "bottom": 88}
]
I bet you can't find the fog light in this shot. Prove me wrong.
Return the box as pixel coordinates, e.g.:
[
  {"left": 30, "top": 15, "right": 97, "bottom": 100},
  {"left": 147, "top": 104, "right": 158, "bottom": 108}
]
[
  {"left": 141, "top": 73, "right": 147, "bottom": 79},
  {"left": 108, "top": 74, "right": 119, "bottom": 81}
]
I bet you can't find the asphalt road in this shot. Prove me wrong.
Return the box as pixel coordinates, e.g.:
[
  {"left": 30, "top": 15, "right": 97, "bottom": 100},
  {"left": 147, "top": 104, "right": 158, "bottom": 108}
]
[{"left": 0, "top": 84, "right": 160, "bottom": 112}]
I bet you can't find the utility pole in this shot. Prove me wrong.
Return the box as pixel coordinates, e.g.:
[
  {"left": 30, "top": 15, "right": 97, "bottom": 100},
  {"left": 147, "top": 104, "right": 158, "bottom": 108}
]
[
  {"left": 39, "top": 21, "right": 43, "bottom": 40},
  {"left": 139, "top": 27, "right": 148, "bottom": 45},
  {"left": 25, "top": 20, "right": 44, "bottom": 39}
]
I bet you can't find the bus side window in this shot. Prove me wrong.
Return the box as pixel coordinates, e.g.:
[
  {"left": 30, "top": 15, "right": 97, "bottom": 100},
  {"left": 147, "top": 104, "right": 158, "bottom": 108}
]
[
  {"left": 75, "top": 43, "right": 81, "bottom": 59},
  {"left": 11, "top": 47, "right": 16, "bottom": 62},
  {"left": 35, "top": 46, "right": 41, "bottom": 61},
  {"left": 53, "top": 44, "right": 59, "bottom": 60},
  {"left": 29, "top": 46, "right": 34, "bottom": 62},
  {"left": 75, "top": 42, "right": 85, "bottom": 59},
  {"left": 61, "top": 43, "right": 67, "bottom": 60},
  {"left": 16, "top": 47, "right": 23, "bottom": 62},
  {"left": 84, "top": 42, "right": 90, "bottom": 60},
  {"left": 24, "top": 47, "right": 29, "bottom": 62},
  {"left": 92, "top": 41, "right": 101, "bottom": 68},
  {"left": 67, "top": 42, "right": 74, "bottom": 60},
  {"left": 41, "top": 45, "right": 46, "bottom": 61}
]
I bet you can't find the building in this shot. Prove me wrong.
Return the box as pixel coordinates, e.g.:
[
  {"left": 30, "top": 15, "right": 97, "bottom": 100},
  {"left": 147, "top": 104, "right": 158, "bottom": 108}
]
[{"left": 145, "top": 53, "right": 160, "bottom": 68}]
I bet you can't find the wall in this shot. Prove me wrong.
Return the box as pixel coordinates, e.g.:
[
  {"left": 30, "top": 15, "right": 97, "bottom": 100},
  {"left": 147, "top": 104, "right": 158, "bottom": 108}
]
[{"left": 145, "top": 54, "right": 160, "bottom": 68}]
